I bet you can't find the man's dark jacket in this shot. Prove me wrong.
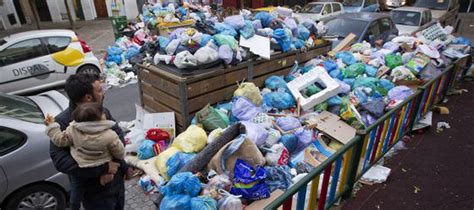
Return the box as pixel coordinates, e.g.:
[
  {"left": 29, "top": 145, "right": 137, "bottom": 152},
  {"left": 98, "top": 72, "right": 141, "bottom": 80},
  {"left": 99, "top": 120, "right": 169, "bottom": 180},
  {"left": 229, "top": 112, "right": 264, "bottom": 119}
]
[{"left": 50, "top": 106, "right": 127, "bottom": 197}]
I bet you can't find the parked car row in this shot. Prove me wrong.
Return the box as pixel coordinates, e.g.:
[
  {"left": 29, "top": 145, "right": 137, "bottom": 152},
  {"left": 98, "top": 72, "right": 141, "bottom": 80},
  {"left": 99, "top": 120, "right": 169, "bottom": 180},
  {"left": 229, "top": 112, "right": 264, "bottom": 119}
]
[{"left": 295, "top": 0, "right": 460, "bottom": 48}]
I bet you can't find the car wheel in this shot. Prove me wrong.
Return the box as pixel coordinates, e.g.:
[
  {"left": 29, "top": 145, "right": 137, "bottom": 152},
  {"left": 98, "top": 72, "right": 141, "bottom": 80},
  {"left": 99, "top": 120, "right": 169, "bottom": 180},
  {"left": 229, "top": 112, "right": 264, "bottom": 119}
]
[
  {"left": 3, "top": 184, "right": 67, "bottom": 210},
  {"left": 77, "top": 65, "right": 100, "bottom": 75}
]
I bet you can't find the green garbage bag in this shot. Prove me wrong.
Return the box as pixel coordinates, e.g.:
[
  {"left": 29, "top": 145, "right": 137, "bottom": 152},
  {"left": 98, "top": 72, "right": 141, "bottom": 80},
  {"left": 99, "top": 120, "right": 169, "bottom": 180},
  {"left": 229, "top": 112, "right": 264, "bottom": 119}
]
[
  {"left": 342, "top": 63, "right": 365, "bottom": 78},
  {"left": 195, "top": 104, "right": 229, "bottom": 132},
  {"left": 314, "top": 101, "right": 328, "bottom": 112},
  {"left": 305, "top": 84, "right": 322, "bottom": 97},
  {"left": 353, "top": 77, "right": 379, "bottom": 90},
  {"left": 385, "top": 54, "right": 403, "bottom": 70},
  {"left": 213, "top": 34, "right": 238, "bottom": 50}
]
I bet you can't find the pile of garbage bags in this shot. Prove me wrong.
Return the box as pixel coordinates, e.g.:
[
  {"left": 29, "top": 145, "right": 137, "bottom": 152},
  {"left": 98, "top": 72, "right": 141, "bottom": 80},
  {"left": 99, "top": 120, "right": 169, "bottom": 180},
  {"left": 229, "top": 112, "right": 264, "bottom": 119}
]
[
  {"left": 103, "top": 5, "right": 329, "bottom": 87},
  {"left": 124, "top": 21, "right": 471, "bottom": 209}
]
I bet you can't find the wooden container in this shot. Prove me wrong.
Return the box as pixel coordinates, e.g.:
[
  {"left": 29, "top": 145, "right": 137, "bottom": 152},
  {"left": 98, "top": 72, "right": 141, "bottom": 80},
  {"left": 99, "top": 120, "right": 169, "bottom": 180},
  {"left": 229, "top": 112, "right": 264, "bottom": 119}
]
[{"left": 138, "top": 43, "right": 331, "bottom": 132}]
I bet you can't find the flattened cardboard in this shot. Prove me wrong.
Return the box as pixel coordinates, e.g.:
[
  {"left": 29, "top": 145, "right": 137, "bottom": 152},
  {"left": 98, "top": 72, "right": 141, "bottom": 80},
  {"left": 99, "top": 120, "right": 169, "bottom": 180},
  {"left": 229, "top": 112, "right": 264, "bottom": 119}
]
[
  {"left": 245, "top": 189, "right": 284, "bottom": 210},
  {"left": 310, "top": 111, "right": 356, "bottom": 145}
]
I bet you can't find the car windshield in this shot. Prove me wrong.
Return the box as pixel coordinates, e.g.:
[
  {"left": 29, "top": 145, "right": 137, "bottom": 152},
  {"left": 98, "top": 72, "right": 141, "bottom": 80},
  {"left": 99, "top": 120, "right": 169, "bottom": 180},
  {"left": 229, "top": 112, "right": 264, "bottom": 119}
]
[
  {"left": 343, "top": 0, "right": 363, "bottom": 7},
  {"left": 0, "top": 94, "right": 44, "bottom": 124},
  {"left": 414, "top": 0, "right": 449, "bottom": 10},
  {"left": 391, "top": 10, "right": 421, "bottom": 26},
  {"left": 302, "top": 4, "right": 323, "bottom": 13},
  {"left": 326, "top": 18, "right": 367, "bottom": 38}
]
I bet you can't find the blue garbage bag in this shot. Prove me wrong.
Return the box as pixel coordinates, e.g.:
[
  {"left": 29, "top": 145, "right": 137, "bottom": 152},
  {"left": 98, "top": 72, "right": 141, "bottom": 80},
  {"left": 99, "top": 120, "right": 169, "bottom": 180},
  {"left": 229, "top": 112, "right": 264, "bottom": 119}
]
[
  {"left": 160, "top": 194, "right": 192, "bottom": 210},
  {"left": 265, "top": 76, "right": 288, "bottom": 90},
  {"left": 343, "top": 78, "right": 356, "bottom": 87},
  {"left": 336, "top": 51, "right": 356, "bottom": 65},
  {"left": 365, "top": 65, "right": 377, "bottom": 77},
  {"left": 273, "top": 28, "right": 292, "bottom": 52},
  {"left": 255, "top": 12, "right": 275, "bottom": 28},
  {"left": 200, "top": 34, "right": 213, "bottom": 47},
  {"left": 379, "top": 79, "right": 395, "bottom": 92},
  {"left": 178, "top": 7, "right": 187, "bottom": 17},
  {"left": 125, "top": 46, "right": 140, "bottom": 60},
  {"left": 453, "top": 37, "right": 471, "bottom": 45},
  {"left": 190, "top": 196, "right": 217, "bottom": 210},
  {"left": 264, "top": 166, "right": 293, "bottom": 192},
  {"left": 137, "top": 140, "right": 156, "bottom": 160},
  {"left": 263, "top": 92, "right": 295, "bottom": 110},
  {"left": 323, "top": 60, "right": 338, "bottom": 72},
  {"left": 280, "top": 134, "right": 298, "bottom": 153},
  {"left": 214, "top": 23, "right": 238, "bottom": 37},
  {"left": 167, "top": 152, "right": 197, "bottom": 177},
  {"left": 353, "top": 88, "right": 368, "bottom": 104},
  {"left": 297, "top": 26, "right": 310, "bottom": 41},
  {"left": 159, "top": 36, "right": 170, "bottom": 50},
  {"left": 240, "top": 21, "right": 255, "bottom": 39},
  {"left": 294, "top": 39, "right": 305, "bottom": 49},
  {"left": 107, "top": 54, "right": 122, "bottom": 65},
  {"left": 161, "top": 172, "right": 201, "bottom": 197},
  {"left": 360, "top": 98, "right": 385, "bottom": 117},
  {"left": 327, "top": 95, "right": 343, "bottom": 106},
  {"left": 329, "top": 69, "right": 343, "bottom": 80},
  {"left": 230, "top": 159, "right": 270, "bottom": 200},
  {"left": 108, "top": 46, "right": 123, "bottom": 55}
]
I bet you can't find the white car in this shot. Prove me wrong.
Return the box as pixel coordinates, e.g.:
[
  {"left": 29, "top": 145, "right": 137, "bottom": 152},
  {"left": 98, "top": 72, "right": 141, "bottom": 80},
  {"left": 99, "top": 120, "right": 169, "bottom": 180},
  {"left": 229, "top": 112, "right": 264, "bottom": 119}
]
[
  {"left": 385, "top": 0, "right": 407, "bottom": 9},
  {"left": 294, "top": 2, "right": 345, "bottom": 23},
  {"left": 391, "top": 7, "right": 432, "bottom": 35},
  {"left": 0, "top": 30, "right": 101, "bottom": 95}
]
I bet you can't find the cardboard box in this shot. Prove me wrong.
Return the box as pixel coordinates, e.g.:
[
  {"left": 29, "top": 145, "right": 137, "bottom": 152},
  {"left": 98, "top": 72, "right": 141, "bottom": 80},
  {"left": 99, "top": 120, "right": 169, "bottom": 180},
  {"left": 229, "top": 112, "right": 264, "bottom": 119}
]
[{"left": 306, "top": 111, "right": 356, "bottom": 145}]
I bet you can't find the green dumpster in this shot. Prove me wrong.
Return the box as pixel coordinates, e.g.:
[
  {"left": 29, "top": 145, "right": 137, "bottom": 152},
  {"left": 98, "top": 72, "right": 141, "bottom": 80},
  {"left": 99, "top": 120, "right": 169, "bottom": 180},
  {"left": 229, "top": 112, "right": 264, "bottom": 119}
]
[{"left": 111, "top": 16, "right": 127, "bottom": 40}]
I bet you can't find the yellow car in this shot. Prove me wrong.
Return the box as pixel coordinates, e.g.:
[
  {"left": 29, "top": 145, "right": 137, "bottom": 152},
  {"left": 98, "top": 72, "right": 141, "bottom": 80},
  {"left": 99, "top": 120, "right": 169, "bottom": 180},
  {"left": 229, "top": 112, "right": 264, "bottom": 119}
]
[{"left": 0, "top": 29, "right": 101, "bottom": 95}]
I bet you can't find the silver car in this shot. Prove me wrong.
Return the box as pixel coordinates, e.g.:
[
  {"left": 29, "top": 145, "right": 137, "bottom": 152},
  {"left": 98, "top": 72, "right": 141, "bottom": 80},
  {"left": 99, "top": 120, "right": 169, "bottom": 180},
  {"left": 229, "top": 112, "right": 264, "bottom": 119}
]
[{"left": 0, "top": 91, "right": 70, "bottom": 209}]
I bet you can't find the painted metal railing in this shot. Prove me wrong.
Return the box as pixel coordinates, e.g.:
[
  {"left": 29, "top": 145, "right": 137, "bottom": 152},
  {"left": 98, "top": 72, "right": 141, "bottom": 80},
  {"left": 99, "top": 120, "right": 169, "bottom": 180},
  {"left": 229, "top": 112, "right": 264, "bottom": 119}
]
[
  {"left": 264, "top": 135, "right": 362, "bottom": 210},
  {"left": 415, "top": 65, "right": 454, "bottom": 121},
  {"left": 265, "top": 58, "right": 468, "bottom": 210},
  {"left": 355, "top": 90, "right": 422, "bottom": 179}
]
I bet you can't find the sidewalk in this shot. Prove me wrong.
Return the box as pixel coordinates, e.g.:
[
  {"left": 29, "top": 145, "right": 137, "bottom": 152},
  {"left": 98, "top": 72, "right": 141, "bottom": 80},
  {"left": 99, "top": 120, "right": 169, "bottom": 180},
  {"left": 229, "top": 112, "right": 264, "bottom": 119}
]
[
  {"left": 342, "top": 80, "right": 474, "bottom": 209},
  {"left": 0, "top": 19, "right": 114, "bottom": 59}
]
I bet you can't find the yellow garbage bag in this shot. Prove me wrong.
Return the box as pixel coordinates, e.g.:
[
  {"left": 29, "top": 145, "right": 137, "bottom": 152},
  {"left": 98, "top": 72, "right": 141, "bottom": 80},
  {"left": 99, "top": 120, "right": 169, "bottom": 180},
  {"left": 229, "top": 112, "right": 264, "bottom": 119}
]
[
  {"left": 233, "top": 82, "right": 263, "bottom": 106},
  {"left": 172, "top": 125, "right": 207, "bottom": 153}
]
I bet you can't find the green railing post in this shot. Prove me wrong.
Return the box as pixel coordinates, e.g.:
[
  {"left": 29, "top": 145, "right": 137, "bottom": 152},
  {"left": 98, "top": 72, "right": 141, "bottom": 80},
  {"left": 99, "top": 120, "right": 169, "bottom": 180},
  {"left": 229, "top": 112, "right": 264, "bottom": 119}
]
[{"left": 341, "top": 135, "right": 364, "bottom": 199}]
